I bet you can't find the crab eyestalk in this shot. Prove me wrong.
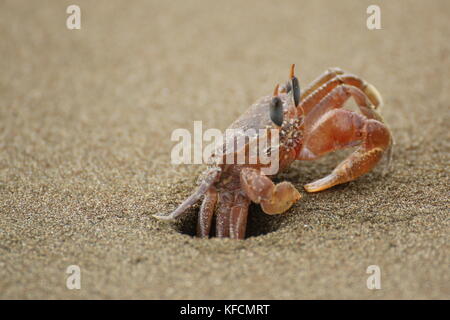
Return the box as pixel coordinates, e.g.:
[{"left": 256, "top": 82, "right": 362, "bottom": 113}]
[
  {"left": 283, "top": 81, "right": 292, "bottom": 93},
  {"left": 270, "top": 84, "right": 283, "bottom": 127},
  {"left": 290, "top": 64, "right": 301, "bottom": 107}
]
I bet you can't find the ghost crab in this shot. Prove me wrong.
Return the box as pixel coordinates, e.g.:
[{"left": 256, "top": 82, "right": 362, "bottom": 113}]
[{"left": 154, "top": 65, "right": 392, "bottom": 239}]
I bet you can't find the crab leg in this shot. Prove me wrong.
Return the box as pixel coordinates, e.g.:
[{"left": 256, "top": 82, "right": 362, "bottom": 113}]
[
  {"left": 240, "top": 167, "right": 301, "bottom": 215},
  {"left": 300, "top": 73, "right": 383, "bottom": 116},
  {"left": 229, "top": 193, "right": 251, "bottom": 239},
  {"left": 305, "top": 84, "right": 382, "bottom": 132},
  {"left": 215, "top": 191, "right": 233, "bottom": 237},
  {"left": 298, "top": 84, "right": 385, "bottom": 161},
  {"left": 300, "top": 67, "right": 344, "bottom": 100},
  {"left": 301, "top": 109, "right": 391, "bottom": 192},
  {"left": 197, "top": 187, "right": 218, "bottom": 238},
  {"left": 153, "top": 168, "right": 220, "bottom": 221}
]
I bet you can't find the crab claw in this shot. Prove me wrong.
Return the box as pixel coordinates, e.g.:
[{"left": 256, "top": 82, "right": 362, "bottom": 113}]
[
  {"left": 290, "top": 64, "right": 301, "bottom": 107},
  {"left": 269, "top": 84, "right": 283, "bottom": 127}
]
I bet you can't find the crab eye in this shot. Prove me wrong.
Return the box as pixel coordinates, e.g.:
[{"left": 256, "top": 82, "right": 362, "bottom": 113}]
[
  {"left": 290, "top": 64, "right": 301, "bottom": 107},
  {"left": 284, "top": 81, "right": 292, "bottom": 93},
  {"left": 292, "top": 76, "right": 301, "bottom": 107},
  {"left": 270, "top": 96, "right": 283, "bottom": 127}
]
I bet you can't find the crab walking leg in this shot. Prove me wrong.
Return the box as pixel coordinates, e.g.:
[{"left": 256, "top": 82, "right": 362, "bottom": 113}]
[
  {"left": 215, "top": 191, "right": 233, "bottom": 238},
  {"left": 301, "top": 109, "right": 391, "bottom": 192},
  {"left": 301, "top": 84, "right": 383, "bottom": 144},
  {"left": 300, "top": 74, "right": 383, "bottom": 116},
  {"left": 300, "top": 67, "right": 344, "bottom": 100},
  {"left": 240, "top": 167, "right": 302, "bottom": 215},
  {"left": 229, "top": 193, "right": 251, "bottom": 239},
  {"left": 197, "top": 187, "right": 218, "bottom": 238},
  {"left": 153, "top": 168, "right": 220, "bottom": 221}
]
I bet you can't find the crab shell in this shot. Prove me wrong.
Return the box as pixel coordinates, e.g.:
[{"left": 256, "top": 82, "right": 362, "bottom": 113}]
[{"left": 209, "top": 90, "right": 303, "bottom": 175}]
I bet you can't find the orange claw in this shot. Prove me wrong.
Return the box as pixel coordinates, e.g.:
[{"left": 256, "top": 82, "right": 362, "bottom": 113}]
[
  {"left": 240, "top": 167, "right": 302, "bottom": 215},
  {"left": 290, "top": 64, "right": 296, "bottom": 79}
]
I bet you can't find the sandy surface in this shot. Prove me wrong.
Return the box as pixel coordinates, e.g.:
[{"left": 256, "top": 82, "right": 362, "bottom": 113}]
[{"left": 0, "top": 0, "right": 449, "bottom": 299}]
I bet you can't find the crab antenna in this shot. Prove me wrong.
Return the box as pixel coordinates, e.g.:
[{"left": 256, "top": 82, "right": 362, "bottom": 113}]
[
  {"left": 273, "top": 83, "right": 280, "bottom": 96},
  {"left": 290, "top": 64, "right": 295, "bottom": 79}
]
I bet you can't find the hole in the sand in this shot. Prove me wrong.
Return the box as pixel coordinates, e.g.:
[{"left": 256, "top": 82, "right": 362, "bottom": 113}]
[
  {"left": 246, "top": 203, "right": 285, "bottom": 237},
  {"left": 174, "top": 203, "right": 284, "bottom": 239}
]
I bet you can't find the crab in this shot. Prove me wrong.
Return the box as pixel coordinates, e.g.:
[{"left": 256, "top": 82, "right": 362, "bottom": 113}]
[{"left": 154, "top": 65, "right": 392, "bottom": 239}]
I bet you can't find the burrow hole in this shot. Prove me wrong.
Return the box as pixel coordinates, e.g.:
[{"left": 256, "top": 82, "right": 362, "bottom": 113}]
[{"left": 174, "top": 203, "right": 285, "bottom": 239}]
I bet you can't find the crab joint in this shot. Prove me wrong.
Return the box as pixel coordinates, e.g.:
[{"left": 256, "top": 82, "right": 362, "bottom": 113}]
[{"left": 270, "top": 84, "right": 283, "bottom": 127}]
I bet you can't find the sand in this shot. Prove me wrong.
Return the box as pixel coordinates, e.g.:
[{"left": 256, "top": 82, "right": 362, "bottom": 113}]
[{"left": 0, "top": 0, "right": 449, "bottom": 299}]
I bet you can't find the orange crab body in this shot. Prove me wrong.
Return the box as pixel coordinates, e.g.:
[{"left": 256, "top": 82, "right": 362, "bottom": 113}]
[{"left": 155, "top": 65, "right": 392, "bottom": 239}]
